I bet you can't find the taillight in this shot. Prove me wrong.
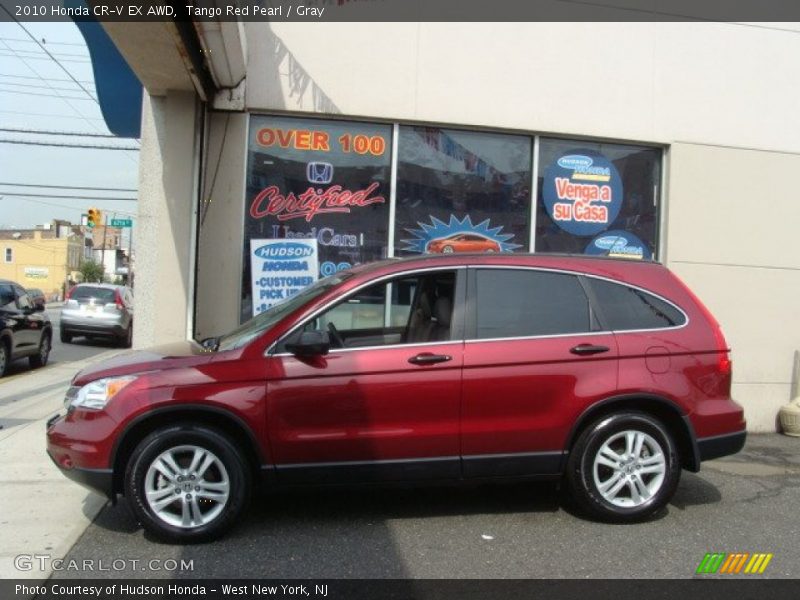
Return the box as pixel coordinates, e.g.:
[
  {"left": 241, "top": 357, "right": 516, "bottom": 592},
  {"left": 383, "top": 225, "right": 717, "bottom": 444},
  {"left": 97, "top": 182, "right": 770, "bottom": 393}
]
[
  {"left": 671, "top": 272, "right": 732, "bottom": 392},
  {"left": 114, "top": 290, "right": 125, "bottom": 310}
]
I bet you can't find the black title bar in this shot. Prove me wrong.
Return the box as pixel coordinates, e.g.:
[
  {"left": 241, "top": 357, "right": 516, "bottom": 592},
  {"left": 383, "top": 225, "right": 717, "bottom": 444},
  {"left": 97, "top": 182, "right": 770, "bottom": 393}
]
[{"left": 2, "top": 0, "right": 800, "bottom": 22}]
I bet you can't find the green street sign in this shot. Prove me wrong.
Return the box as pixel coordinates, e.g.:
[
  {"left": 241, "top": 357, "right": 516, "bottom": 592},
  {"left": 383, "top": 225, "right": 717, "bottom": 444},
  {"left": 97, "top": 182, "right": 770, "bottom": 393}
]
[{"left": 110, "top": 219, "right": 133, "bottom": 228}]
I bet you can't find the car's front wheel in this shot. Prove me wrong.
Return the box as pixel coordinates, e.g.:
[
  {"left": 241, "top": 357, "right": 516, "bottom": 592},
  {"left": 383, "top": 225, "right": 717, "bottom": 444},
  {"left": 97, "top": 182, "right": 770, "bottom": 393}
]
[
  {"left": 124, "top": 424, "right": 251, "bottom": 543},
  {"left": 60, "top": 329, "right": 72, "bottom": 344},
  {"left": 566, "top": 412, "right": 680, "bottom": 522}
]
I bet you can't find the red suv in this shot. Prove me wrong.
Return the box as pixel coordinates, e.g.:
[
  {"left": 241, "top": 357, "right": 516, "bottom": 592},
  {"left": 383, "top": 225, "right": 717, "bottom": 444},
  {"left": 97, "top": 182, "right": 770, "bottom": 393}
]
[{"left": 47, "top": 255, "right": 745, "bottom": 542}]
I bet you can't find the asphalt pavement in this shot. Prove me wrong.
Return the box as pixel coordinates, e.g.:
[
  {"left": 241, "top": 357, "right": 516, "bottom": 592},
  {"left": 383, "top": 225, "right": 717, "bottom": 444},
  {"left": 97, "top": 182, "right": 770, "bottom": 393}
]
[
  {"left": 56, "top": 434, "right": 800, "bottom": 579},
  {"left": 2, "top": 324, "right": 799, "bottom": 582}
]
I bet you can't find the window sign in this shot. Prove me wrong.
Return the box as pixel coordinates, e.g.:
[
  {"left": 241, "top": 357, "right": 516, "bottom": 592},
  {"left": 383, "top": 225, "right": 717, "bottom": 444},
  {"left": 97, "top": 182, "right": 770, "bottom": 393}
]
[
  {"left": 541, "top": 150, "right": 623, "bottom": 236},
  {"left": 395, "top": 127, "right": 531, "bottom": 256},
  {"left": 249, "top": 239, "right": 319, "bottom": 318},
  {"left": 243, "top": 116, "right": 392, "bottom": 322},
  {"left": 584, "top": 230, "right": 652, "bottom": 260},
  {"left": 536, "top": 139, "right": 661, "bottom": 258}
]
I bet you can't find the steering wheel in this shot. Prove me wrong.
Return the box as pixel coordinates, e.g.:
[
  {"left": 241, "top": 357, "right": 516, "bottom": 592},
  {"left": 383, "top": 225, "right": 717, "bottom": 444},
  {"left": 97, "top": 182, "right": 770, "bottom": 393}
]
[{"left": 327, "top": 322, "right": 345, "bottom": 348}]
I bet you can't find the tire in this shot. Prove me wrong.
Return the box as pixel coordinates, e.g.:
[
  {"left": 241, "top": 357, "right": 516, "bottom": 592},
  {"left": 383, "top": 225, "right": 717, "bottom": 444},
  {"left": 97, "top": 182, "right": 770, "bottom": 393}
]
[
  {"left": 60, "top": 329, "right": 72, "bottom": 344},
  {"left": 0, "top": 341, "right": 8, "bottom": 377},
  {"left": 124, "top": 424, "right": 251, "bottom": 543},
  {"left": 565, "top": 412, "right": 680, "bottom": 523},
  {"left": 442, "top": 245, "right": 454, "bottom": 254},
  {"left": 119, "top": 324, "right": 133, "bottom": 348},
  {"left": 29, "top": 333, "right": 51, "bottom": 368}
]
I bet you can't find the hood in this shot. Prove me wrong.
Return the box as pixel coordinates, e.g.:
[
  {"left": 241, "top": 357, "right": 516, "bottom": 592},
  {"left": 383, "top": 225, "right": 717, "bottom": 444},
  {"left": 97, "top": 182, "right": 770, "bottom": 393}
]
[{"left": 72, "top": 340, "right": 214, "bottom": 385}]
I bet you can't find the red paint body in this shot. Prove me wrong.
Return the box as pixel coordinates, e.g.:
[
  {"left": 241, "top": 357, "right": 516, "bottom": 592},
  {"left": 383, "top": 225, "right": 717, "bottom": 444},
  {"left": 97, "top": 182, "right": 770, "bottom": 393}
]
[{"left": 47, "top": 254, "right": 745, "bottom": 496}]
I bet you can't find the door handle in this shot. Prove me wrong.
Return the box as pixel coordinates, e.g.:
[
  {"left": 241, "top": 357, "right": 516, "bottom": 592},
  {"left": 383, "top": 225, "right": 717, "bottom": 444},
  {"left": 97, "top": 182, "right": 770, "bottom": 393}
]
[
  {"left": 408, "top": 353, "right": 452, "bottom": 365},
  {"left": 570, "top": 344, "right": 610, "bottom": 356}
]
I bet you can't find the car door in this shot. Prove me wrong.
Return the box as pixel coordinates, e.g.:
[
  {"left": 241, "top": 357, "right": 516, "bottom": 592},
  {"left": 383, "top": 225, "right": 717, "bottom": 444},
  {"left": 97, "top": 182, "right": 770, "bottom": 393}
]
[
  {"left": 461, "top": 267, "right": 619, "bottom": 478},
  {"left": 12, "top": 285, "right": 42, "bottom": 352},
  {"left": 265, "top": 267, "right": 465, "bottom": 484}
]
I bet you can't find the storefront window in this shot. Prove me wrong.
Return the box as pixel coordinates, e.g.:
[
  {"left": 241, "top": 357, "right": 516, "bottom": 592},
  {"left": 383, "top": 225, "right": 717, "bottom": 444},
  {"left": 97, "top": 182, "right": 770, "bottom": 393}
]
[
  {"left": 535, "top": 138, "right": 661, "bottom": 259},
  {"left": 394, "top": 126, "right": 532, "bottom": 256},
  {"left": 242, "top": 116, "right": 392, "bottom": 322}
]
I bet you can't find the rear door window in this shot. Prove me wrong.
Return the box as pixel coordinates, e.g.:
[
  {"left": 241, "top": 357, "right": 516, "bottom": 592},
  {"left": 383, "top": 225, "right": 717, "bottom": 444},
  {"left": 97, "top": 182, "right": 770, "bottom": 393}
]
[
  {"left": 586, "top": 277, "right": 686, "bottom": 330},
  {"left": 473, "top": 269, "right": 591, "bottom": 339}
]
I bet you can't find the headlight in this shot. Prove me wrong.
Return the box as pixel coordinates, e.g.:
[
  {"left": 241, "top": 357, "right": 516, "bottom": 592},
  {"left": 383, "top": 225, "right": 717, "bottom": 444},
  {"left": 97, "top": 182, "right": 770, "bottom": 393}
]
[{"left": 64, "top": 376, "right": 136, "bottom": 411}]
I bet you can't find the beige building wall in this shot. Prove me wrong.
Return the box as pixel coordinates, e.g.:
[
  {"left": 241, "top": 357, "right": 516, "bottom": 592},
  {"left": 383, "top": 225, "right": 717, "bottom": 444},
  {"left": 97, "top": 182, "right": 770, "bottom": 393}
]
[
  {"left": 665, "top": 143, "right": 800, "bottom": 431},
  {"left": 0, "top": 232, "right": 82, "bottom": 299},
  {"left": 194, "top": 112, "right": 248, "bottom": 340},
  {"left": 195, "top": 21, "right": 798, "bottom": 431}
]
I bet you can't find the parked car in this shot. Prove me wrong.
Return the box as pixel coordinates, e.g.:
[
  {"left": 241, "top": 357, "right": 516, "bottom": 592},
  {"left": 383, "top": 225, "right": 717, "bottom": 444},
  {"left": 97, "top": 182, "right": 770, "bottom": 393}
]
[
  {"left": 47, "top": 254, "right": 745, "bottom": 542},
  {"left": 0, "top": 279, "right": 52, "bottom": 377},
  {"left": 26, "top": 287, "right": 46, "bottom": 311},
  {"left": 60, "top": 284, "right": 133, "bottom": 347},
  {"left": 427, "top": 232, "right": 501, "bottom": 254}
]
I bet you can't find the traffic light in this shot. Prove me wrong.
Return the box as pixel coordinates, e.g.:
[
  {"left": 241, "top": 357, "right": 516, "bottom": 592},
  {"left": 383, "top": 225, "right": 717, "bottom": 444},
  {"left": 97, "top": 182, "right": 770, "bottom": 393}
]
[{"left": 86, "top": 208, "right": 102, "bottom": 228}]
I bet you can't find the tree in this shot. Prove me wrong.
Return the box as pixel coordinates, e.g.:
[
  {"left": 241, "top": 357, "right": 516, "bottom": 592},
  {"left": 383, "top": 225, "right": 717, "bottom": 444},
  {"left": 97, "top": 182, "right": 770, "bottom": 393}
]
[{"left": 78, "top": 259, "right": 105, "bottom": 283}]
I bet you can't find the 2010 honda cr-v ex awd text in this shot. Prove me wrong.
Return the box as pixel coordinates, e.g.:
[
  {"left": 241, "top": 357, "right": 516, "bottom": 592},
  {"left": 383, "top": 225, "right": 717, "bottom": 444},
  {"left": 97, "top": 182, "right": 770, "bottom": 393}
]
[{"left": 47, "top": 254, "right": 746, "bottom": 542}]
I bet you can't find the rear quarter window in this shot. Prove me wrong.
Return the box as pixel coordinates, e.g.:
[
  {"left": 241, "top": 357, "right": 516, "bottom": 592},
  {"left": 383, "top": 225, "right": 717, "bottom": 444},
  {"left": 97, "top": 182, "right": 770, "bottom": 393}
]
[{"left": 586, "top": 277, "right": 686, "bottom": 330}]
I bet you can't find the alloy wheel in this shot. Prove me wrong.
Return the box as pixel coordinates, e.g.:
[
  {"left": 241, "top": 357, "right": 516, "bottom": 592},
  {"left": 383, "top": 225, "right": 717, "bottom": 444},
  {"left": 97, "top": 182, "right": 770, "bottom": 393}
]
[
  {"left": 592, "top": 430, "right": 666, "bottom": 508},
  {"left": 144, "top": 444, "right": 230, "bottom": 528}
]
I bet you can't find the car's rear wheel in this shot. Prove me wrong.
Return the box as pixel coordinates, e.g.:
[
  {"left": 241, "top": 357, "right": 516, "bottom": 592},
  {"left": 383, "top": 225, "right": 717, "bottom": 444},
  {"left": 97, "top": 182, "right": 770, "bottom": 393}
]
[
  {"left": 119, "top": 325, "right": 132, "bottom": 348},
  {"left": 29, "top": 333, "right": 50, "bottom": 368},
  {"left": 124, "top": 424, "right": 250, "bottom": 543},
  {"left": 566, "top": 412, "right": 680, "bottom": 522},
  {"left": 60, "top": 329, "right": 72, "bottom": 344}
]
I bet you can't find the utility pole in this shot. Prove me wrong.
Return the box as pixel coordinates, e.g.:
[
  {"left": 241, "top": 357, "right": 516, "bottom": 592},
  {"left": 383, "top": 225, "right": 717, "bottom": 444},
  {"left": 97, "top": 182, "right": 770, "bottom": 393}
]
[{"left": 100, "top": 213, "right": 111, "bottom": 282}]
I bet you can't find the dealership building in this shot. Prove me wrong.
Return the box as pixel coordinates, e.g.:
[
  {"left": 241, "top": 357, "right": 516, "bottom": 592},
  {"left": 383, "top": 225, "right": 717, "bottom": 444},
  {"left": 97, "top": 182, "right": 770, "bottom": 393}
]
[{"left": 92, "top": 16, "right": 800, "bottom": 432}]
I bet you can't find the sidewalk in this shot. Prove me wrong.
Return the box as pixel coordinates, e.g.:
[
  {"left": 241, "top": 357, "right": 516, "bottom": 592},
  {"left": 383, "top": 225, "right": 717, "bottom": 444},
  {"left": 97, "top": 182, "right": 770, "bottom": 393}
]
[{"left": 0, "top": 351, "right": 121, "bottom": 581}]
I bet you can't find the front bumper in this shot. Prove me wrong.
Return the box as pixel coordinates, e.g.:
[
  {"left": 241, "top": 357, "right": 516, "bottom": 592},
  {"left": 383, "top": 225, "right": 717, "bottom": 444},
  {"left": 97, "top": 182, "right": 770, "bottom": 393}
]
[{"left": 46, "top": 412, "right": 116, "bottom": 500}]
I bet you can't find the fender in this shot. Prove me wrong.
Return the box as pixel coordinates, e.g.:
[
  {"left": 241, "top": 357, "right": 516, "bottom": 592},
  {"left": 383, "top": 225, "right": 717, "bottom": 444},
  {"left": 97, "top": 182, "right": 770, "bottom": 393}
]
[
  {"left": 562, "top": 393, "right": 700, "bottom": 472},
  {"left": 109, "top": 403, "right": 270, "bottom": 490}
]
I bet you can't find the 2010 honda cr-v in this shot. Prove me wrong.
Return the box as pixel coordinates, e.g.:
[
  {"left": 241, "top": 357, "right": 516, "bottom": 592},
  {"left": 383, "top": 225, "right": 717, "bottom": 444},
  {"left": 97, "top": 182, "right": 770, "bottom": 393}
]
[{"left": 46, "top": 254, "right": 746, "bottom": 542}]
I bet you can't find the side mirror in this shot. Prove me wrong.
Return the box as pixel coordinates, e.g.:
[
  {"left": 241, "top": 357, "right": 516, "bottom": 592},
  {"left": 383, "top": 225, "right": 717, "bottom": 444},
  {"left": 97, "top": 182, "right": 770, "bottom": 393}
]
[{"left": 286, "top": 330, "right": 330, "bottom": 357}]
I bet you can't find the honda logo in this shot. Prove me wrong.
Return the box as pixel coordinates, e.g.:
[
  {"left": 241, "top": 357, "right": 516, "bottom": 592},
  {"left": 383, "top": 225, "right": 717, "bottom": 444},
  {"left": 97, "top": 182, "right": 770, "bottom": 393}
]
[{"left": 306, "top": 162, "right": 334, "bottom": 185}]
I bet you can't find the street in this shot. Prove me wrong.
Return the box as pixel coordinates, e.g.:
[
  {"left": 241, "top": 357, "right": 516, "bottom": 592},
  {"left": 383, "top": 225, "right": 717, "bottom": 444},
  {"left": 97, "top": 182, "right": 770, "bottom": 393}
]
[
  {"left": 3, "top": 305, "right": 118, "bottom": 379},
  {"left": 58, "top": 435, "right": 800, "bottom": 579},
  {"left": 1, "top": 330, "right": 799, "bottom": 581}
]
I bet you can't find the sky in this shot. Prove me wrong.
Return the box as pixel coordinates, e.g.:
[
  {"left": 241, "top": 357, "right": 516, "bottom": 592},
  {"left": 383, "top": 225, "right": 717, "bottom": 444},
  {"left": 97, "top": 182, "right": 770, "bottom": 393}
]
[{"left": 0, "top": 20, "right": 139, "bottom": 241}]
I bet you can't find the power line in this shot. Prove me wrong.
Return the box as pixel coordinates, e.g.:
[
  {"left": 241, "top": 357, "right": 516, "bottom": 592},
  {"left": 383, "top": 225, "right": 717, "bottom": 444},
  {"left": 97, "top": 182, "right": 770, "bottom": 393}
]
[
  {"left": 0, "top": 41, "right": 105, "bottom": 135},
  {"left": 0, "top": 37, "right": 87, "bottom": 47},
  {"left": 0, "top": 72, "right": 95, "bottom": 85},
  {"left": 0, "top": 139, "right": 140, "bottom": 151},
  {"left": 0, "top": 52, "right": 90, "bottom": 64},
  {"left": 1, "top": 192, "right": 137, "bottom": 201},
  {"left": 0, "top": 11, "right": 99, "bottom": 106},
  {"left": 0, "top": 182, "right": 137, "bottom": 192},
  {"left": 0, "top": 46, "right": 90, "bottom": 59},
  {"left": 1, "top": 195, "right": 137, "bottom": 216},
  {"left": 0, "top": 81, "right": 93, "bottom": 93},
  {"left": 0, "top": 87, "right": 91, "bottom": 101},
  {"left": 0, "top": 127, "right": 121, "bottom": 138},
  {"left": 0, "top": 109, "right": 104, "bottom": 121}
]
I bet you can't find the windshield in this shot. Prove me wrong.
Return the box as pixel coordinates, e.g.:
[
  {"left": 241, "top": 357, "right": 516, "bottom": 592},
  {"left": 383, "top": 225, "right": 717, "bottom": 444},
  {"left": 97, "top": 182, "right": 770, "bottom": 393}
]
[{"left": 217, "top": 273, "right": 351, "bottom": 351}]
